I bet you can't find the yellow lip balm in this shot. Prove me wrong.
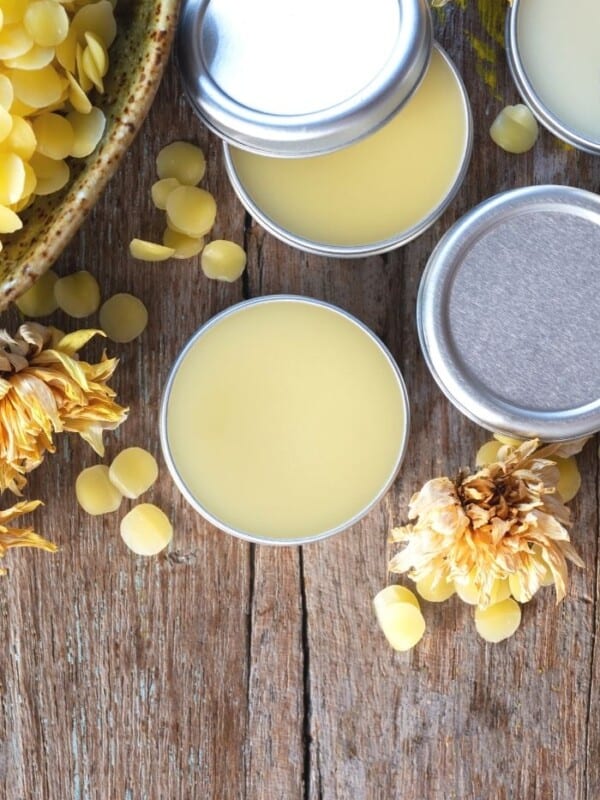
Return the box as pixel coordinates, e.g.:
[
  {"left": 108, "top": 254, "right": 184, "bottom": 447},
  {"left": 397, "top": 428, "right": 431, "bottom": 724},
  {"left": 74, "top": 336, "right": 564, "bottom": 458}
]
[
  {"left": 228, "top": 48, "right": 470, "bottom": 251},
  {"left": 162, "top": 298, "right": 408, "bottom": 543}
]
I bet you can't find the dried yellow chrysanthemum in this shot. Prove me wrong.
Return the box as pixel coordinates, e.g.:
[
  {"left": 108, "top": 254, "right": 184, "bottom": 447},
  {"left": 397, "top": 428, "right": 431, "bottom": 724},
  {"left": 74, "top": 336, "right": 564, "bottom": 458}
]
[
  {"left": 0, "top": 322, "right": 128, "bottom": 494},
  {"left": 389, "top": 439, "right": 584, "bottom": 609},
  {"left": 0, "top": 498, "right": 56, "bottom": 575}
]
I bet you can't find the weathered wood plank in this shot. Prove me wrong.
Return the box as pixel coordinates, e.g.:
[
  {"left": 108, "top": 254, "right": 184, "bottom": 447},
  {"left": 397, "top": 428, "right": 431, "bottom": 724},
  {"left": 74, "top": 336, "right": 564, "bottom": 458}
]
[{"left": 0, "top": 2, "right": 598, "bottom": 799}]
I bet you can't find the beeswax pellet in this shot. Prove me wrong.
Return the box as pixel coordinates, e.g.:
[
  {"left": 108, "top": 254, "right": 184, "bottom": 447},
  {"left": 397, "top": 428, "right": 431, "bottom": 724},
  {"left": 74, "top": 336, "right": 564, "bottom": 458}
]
[
  {"left": 129, "top": 238, "right": 174, "bottom": 262},
  {"left": 66, "top": 72, "right": 92, "bottom": 114},
  {"left": 416, "top": 572, "right": 455, "bottom": 602},
  {"left": 84, "top": 32, "right": 108, "bottom": 78},
  {"left": 508, "top": 573, "right": 537, "bottom": 604},
  {"left": 0, "top": 152, "right": 25, "bottom": 204},
  {"left": 0, "top": 204, "right": 22, "bottom": 233},
  {"left": 0, "top": 1, "right": 24, "bottom": 26},
  {"left": 29, "top": 152, "right": 69, "bottom": 195},
  {"left": 201, "top": 240, "right": 247, "bottom": 282},
  {"left": 454, "top": 569, "right": 480, "bottom": 605},
  {"left": 374, "top": 600, "right": 426, "bottom": 652},
  {"left": 15, "top": 269, "right": 58, "bottom": 317},
  {"left": 0, "top": 75, "right": 14, "bottom": 110},
  {"left": 490, "top": 104, "right": 539, "bottom": 154},
  {"left": 67, "top": 107, "right": 106, "bottom": 158},
  {"left": 555, "top": 456, "right": 581, "bottom": 503},
  {"left": 5, "top": 44, "right": 55, "bottom": 71},
  {"left": 76, "top": 464, "right": 122, "bottom": 515},
  {"left": 81, "top": 44, "right": 104, "bottom": 93},
  {"left": 99, "top": 293, "right": 148, "bottom": 343},
  {"left": 75, "top": 41, "right": 92, "bottom": 93},
  {"left": 0, "top": 25, "right": 34, "bottom": 61},
  {"left": 32, "top": 112, "right": 75, "bottom": 160},
  {"left": 54, "top": 270, "right": 100, "bottom": 318},
  {"left": 156, "top": 141, "right": 206, "bottom": 186},
  {"left": 475, "top": 439, "right": 502, "bottom": 467},
  {"left": 151, "top": 177, "right": 179, "bottom": 210},
  {"left": 163, "top": 227, "right": 204, "bottom": 260},
  {"left": 493, "top": 433, "right": 524, "bottom": 447},
  {"left": 24, "top": 1, "right": 69, "bottom": 47},
  {"left": 489, "top": 577, "right": 511, "bottom": 605},
  {"left": 166, "top": 185, "right": 216, "bottom": 237},
  {"left": 109, "top": 447, "right": 158, "bottom": 499},
  {"left": 71, "top": 1, "right": 117, "bottom": 48},
  {"left": 120, "top": 503, "right": 173, "bottom": 556},
  {"left": 0, "top": 107, "right": 12, "bottom": 144},
  {"left": 475, "top": 598, "right": 522, "bottom": 643},
  {"left": 10, "top": 64, "right": 65, "bottom": 108},
  {"left": 373, "top": 584, "right": 420, "bottom": 613},
  {"left": 0, "top": 116, "right": 37, "bottom": 161}
]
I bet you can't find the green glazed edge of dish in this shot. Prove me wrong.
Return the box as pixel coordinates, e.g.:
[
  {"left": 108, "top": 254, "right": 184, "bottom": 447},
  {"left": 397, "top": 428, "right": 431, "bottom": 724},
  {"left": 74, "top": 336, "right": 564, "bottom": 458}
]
[{"left": 0, "top": 0, "right": 180, "bottom": 312}]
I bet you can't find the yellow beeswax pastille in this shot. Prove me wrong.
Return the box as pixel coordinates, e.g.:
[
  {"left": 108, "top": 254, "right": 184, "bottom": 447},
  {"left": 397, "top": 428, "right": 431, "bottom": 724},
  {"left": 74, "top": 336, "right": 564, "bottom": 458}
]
[{"left": 99, "top": 293, "right": 148, "bottom": 343}]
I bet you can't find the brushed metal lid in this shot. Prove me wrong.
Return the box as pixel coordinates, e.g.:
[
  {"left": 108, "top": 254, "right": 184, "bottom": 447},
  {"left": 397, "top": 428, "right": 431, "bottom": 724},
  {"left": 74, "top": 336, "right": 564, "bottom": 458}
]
[
  {"left": 417, "top": 185, "right": 600, "bottom": 441},
  {"left": 177, "top": 0, "right": 432, "bottom": 156}
]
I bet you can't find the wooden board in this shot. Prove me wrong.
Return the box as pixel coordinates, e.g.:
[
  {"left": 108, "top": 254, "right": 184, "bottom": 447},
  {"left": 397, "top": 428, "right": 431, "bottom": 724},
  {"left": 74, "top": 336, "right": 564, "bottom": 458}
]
[{"left": 1, "top": 3, "right": 599, "bottom": 799}]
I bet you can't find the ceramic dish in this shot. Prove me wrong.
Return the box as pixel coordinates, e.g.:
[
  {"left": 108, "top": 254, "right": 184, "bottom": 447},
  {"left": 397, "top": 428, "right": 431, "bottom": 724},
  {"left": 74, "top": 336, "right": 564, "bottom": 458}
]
[{"left": 0, "top": 0, "right": 179, "bottom": 311}]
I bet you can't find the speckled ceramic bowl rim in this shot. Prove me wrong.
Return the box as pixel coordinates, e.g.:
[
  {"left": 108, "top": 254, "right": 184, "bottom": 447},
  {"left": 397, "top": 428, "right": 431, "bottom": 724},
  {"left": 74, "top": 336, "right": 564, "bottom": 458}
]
[{"left": 0, "top": 0, "right": 180, "bottom": 311}]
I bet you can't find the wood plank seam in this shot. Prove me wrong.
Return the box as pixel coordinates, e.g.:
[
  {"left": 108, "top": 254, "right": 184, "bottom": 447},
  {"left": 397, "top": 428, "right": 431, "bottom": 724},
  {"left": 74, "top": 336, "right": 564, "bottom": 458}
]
[{"left": 584, "top": 449, "right": 600, "bottom": 800}]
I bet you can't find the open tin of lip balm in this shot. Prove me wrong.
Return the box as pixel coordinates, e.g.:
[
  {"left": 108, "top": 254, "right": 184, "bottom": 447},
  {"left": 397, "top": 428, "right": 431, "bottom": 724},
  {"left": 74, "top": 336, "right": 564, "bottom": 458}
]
[
  {"left": 178, "top": 0, "right": 472, "bottom": 257},
  {"left": 160, "top": 296, "right": 410, "bottom": 545},
  {"left": 417, "top": 185, "right": 600, "bottom": 442},
  {"left": 506, "top": 0, "right": 600, "bottom": 154}
]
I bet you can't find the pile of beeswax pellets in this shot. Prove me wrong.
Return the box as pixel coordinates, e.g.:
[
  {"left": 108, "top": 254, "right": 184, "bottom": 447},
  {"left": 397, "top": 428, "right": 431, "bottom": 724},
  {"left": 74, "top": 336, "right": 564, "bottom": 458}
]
[{"left": 0, "top": 0, "right": 117, "bottom": 244}]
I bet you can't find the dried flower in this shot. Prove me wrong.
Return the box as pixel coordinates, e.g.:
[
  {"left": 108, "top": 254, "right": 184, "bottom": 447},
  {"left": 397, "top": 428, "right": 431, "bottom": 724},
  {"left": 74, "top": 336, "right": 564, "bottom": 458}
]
[
  {"left": 0, "top": 499, "right": 57, "bottom": 575},
  {"left": 389, "top": 440, "right": 584, "bottom": 608},
  {"left": 0, "top": 323, "right": 128, "bottom": 495}
]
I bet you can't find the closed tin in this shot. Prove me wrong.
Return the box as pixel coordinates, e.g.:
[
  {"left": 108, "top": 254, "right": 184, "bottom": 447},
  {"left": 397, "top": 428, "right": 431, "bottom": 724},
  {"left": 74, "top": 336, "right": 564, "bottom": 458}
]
[
  {"left": 178, "top": 0, "right": 433, "bottom": 157},
  {"left": 417, "top": 185, "right": 600, "bottom": 441},
  {"left": 506, "top": 0, "right": 600, "bottom": 155},
  {"left": 160, "top": 296, "right": 410, "bottom": 546}
]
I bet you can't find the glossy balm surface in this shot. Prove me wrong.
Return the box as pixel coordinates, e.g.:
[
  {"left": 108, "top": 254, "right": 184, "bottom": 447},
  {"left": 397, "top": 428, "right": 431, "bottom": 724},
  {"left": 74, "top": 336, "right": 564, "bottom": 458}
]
[
  {"left": 517, "top": 0, "right": 600, "bottom": 141},
  {"left": 165, "top": 301, "right": 407, "bottom": 541},
  {"left": 229, "top": 50, "right": 468, "bottom": 247}
]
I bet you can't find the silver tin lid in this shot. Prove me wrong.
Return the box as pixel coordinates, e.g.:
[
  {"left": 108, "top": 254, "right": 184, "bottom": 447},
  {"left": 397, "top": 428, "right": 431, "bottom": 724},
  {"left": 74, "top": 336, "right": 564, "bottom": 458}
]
[
  {"left": 417, "top": 185, "right": 600, "bottom": 441},
  {"left": 506, "top": 0, "right": 600, "bottom": 155},
  {"left": 177, "top": 0, "right": 433, "bottom": 157}
]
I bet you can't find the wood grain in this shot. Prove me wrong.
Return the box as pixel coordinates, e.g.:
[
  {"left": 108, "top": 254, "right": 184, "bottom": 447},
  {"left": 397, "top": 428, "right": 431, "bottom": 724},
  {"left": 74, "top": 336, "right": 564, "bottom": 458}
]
[{"left": 1, "top": 3, "right": 599, "bottom": 799}]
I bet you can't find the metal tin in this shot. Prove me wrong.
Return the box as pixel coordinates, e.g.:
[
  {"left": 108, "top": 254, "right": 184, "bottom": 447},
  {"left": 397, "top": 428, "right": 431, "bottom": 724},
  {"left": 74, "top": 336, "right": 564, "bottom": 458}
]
[
  {"left": 417, "top": 185, "right": 600, "bottom": 441},
  {"left": 223, "top": 45, "right": 473, "bottom": 258},
  {"left": 178, "top": 0, "right": 432, "bottom": 157},
  {"left": 506, "top": 0, "right": 600, "bottom": 155},
  {"left": 160, "top": 295, "right": 410, "bottom": 546}
]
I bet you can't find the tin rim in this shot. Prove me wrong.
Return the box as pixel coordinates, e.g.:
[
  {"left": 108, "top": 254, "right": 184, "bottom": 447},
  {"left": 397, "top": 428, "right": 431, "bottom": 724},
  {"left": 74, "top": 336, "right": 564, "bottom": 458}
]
[
  {"left": 506, "top": 0, "right": 600, "bottom": 155},
  {"left": 222, "top": 44, "right": 473, "bottom": 258},
  {"left": 160, "top": 295, "right": 411, "bottom": 546},
  {"left": 417, "top": 184, "right": 600, "bottom": 441},
  {"left": 178, "top": 0, "right": 432, "bottom": 157}
]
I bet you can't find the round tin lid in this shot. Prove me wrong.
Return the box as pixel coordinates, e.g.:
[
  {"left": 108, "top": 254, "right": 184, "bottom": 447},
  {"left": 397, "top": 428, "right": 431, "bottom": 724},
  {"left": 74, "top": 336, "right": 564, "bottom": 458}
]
[
  {"left": 177, "top": 0, "right": 433, "bottom": 156},
  {"left": 506, "top": 0, "right": 600, "bottom": 155},
  {"left": 417, "top": 185, "right": 600, "bottom": 441}
]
